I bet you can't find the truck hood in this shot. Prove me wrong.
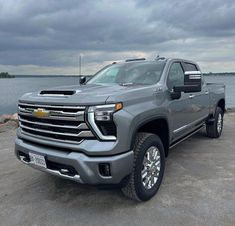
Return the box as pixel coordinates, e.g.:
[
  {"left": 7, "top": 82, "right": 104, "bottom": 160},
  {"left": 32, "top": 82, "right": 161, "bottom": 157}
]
[{"left": 19, "top": 83, "right": 154, "bottom": 106}]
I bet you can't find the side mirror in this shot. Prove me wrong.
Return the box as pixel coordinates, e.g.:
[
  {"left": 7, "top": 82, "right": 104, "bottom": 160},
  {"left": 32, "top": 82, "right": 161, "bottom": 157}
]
[
  {"left": 79, "top": 76, "right": 86, "bottom": 85},
  {"left": 174, "top": 71, "right": 202, "bottom": 93},
  {"left": 170, "top": 91, "right": 181, "bottom": 100}
]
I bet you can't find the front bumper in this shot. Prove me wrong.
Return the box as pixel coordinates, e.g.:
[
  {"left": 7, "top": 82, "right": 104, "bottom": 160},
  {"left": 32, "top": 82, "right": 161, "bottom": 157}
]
[{"left": 15, "top": 137, "right": 134, "bottom": 185}]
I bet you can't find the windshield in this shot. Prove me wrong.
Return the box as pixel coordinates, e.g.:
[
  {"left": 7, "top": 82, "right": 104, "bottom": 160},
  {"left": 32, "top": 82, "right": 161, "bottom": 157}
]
[{"left": 87, "top": 62, "right": 165, "bottom": 85}]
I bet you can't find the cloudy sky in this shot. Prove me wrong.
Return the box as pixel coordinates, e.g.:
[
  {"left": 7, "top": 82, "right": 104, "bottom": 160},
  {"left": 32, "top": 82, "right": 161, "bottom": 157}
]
[{"left": 0, "top": 0, "right": 235, "bottom": 75}]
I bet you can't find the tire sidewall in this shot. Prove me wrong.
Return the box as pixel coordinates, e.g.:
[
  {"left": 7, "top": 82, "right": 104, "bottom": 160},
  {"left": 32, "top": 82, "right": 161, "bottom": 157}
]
[
  {"left": 215, "top": 107, "right": 223, "bottom": 137},
  {"left": 134, "top": 134, "right": 165, "bottom": 201}
]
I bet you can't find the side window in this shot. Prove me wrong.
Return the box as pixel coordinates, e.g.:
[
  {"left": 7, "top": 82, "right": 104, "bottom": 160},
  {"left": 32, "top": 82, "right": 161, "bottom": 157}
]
[
  {"left": 184, "top": 63, "right": 197, "bottom": 71},
  {"left": 167, "top": 63, "right": 184, "bottom": 91}
]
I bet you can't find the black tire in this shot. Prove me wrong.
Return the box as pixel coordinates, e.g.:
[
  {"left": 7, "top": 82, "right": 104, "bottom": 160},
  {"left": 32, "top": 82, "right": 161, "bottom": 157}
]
[
  {"left": 121, "top": 133, "right": 165, "bottom": 201},
  {"left": 206, "top": 107, "right": 224, "bottom": 138}
]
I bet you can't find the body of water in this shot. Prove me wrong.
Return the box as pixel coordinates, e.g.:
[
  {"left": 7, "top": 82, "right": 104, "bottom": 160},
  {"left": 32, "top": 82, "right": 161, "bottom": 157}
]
[
  {"left": 0, "top": 77, "right": 79, "bottom": 115},
  {"left": 0, "top": 76, "right": 234, "bottom": 114}
]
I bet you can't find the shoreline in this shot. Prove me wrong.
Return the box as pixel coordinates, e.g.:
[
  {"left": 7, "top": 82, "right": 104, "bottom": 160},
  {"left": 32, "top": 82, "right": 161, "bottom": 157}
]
[
  {"left": 0, "top": 113, "right": 18, "bottom": 132},
  {"left": 225, "top": 107, "right": 235, "bottom": 112}
]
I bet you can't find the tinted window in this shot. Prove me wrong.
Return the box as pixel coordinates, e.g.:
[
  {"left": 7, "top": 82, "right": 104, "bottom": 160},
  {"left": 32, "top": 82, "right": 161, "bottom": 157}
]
[
  {"left": 87, "top": 62, "right": 165, "bottom": 85},
  {"left": 184, "top": 63, "right": 197, "bottom": 71},
  {"left": 167, "top": 63, "right": 184, "bottom": 91}
]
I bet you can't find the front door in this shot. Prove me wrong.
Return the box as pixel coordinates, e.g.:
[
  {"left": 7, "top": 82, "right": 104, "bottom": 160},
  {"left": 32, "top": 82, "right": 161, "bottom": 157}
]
[
  {"left": 167, "top": 62, "right": 195, "bottom": 140},
  {"left": 182, "top": 62, "right": 210, "bottom": 125}
]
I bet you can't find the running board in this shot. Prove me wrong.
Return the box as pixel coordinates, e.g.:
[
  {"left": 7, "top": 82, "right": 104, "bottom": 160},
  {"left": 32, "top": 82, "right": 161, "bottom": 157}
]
[{"left": 169, "top": 124, "right": 205, "bottom": 149}]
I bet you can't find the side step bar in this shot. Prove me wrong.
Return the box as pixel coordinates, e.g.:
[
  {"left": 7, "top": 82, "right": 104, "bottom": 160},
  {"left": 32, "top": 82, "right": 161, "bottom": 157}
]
[{"left": 169, "top": 124, "right": 205, "bottom": 149}]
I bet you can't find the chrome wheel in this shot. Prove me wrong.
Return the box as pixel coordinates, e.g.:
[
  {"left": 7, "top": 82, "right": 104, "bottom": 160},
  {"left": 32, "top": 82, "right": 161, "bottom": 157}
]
[
  {"left": 141, "top": 146, "right": 161, "bottom": 190},
  {"left": 217, "top": 113, "right": 223, "bottom": 133}
]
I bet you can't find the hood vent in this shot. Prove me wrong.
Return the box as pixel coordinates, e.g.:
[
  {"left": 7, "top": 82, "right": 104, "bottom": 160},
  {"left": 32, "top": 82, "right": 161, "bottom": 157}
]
[{"left": 40, "top": 90, "right": 76, "bottom": 96}]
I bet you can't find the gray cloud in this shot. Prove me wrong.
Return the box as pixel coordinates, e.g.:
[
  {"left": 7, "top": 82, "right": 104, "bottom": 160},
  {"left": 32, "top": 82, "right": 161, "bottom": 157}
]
[
  {"left": 0, "top": 0, "right": 234, "bottom": 74},
  {"left": 146, "top": 0, "right": 235, "bottom": 36}
]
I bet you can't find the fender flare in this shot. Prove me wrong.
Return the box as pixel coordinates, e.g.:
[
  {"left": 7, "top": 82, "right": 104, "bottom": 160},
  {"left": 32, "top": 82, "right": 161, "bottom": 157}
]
[{"left": 130, "top": 115, "right": 170, "bottom": 156}]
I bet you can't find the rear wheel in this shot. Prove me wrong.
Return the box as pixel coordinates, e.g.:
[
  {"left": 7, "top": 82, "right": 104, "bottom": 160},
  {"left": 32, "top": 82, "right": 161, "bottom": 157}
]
[
  {"left": 121, "top": 133, "right": 165, "bottom": 201},
  {"left": 206, "top": 107, "right": 224, "bottom": 138}
]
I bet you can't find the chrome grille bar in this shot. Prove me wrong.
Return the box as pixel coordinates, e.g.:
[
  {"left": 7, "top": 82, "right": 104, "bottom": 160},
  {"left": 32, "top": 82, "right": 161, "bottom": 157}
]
[
  {"left": 18, "top": 112, "right": 84, "bottom": 121},
  {"left": 19, "top": 107, "right": 85, "bottom": 117},
  {"left": 18, "top": 103, "right": 85, "bottom": 110},
  {"left": 19, "top": 123, "right": 94, "bottom": 137},
  {"left": 20, "top": 130, "right": 84, "bottom": 144},
  {"left": 18, "top": 106, "right": 84, "bottom": 115},
  {"left": 19, "top": 116, "right": 89, "bottom": 130}
]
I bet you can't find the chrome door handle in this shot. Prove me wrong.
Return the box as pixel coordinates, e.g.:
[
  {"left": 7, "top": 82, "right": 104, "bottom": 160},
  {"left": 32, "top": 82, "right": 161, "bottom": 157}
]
[
  {"left": 205, "top": 91, "right": 209, "bottom": 95},
  {"left": 189, "top": 94, "right": 195, "bottom": 99}
]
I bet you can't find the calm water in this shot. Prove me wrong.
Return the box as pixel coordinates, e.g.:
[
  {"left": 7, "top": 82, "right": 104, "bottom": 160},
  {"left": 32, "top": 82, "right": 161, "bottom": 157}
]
[
  {"left": 0, "top": 76, "right": 234, "bottom": 114},
  {"left": 0, "top": 77, "right": 79, "bottom": 115}
]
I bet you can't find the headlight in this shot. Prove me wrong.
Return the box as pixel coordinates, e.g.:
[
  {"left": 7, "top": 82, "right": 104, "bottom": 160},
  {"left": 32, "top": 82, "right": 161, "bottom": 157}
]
[
  {"left": 87, "top": 103, "right": 123, "bottom": 140},
  {"left": 88, "top": 103, "right": 123, "bottom": 121}
]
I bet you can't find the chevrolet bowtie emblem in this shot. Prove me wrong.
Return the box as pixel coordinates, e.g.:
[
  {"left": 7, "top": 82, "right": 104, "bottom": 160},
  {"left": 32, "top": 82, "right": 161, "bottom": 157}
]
[{"left": 33, "top": 108, "right": 50, "bottom": 118}]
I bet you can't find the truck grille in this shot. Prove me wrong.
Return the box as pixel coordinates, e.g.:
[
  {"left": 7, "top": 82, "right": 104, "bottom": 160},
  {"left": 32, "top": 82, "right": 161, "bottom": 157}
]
[{"left": 18, "top": 103, "right": 95, "bottom": 144}]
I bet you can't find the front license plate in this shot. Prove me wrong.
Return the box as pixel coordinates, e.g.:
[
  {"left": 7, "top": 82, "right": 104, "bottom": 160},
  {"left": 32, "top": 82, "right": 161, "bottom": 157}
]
[{"left": 29, "top": 152, "right": 47, "bottom": 168}]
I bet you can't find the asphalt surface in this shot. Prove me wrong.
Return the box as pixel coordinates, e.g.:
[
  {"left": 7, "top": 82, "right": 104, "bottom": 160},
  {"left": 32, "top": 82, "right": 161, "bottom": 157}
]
[{"left": 0, "top": 114, "right": 235, "bottom": 226}]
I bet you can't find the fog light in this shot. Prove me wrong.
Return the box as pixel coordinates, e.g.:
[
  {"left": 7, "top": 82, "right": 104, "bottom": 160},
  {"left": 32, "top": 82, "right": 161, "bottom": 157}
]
[{"left": 99, "top": 163, "right": 111, "bottom": 177}]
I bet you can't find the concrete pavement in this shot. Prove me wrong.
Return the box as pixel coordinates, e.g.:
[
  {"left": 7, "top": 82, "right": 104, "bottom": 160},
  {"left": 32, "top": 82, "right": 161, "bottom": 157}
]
[{"left": 0, "top": 114, "right": 235, "bottom": 226}]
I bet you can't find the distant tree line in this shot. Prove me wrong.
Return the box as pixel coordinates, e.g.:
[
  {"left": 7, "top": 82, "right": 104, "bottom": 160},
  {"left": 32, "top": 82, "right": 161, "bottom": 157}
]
[
  {"left": 204, "top": 72, "right": 235, "bottom": 76},
  {"left": 0, "top": 72, "right": 14, "bottom": 78}
]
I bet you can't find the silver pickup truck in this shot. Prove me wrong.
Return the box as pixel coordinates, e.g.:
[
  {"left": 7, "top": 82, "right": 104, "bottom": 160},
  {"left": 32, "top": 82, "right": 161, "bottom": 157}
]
[{"left": 15, "top": 57, "right": 225, "bottom": 201}]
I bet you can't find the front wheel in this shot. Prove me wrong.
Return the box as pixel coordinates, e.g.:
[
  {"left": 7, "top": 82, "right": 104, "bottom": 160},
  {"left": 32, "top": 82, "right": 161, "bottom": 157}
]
[{"left": 121, "top": 133, "right": 165, "bottom": 201}]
